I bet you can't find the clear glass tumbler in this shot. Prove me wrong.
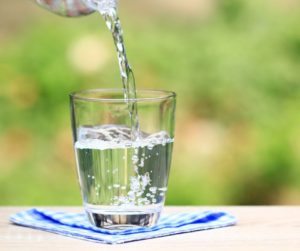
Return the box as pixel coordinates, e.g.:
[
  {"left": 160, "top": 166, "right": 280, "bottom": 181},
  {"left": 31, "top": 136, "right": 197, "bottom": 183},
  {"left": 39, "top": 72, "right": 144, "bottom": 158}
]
[{"left": 70, "top": 89, "right": 176, "bottom": 229}]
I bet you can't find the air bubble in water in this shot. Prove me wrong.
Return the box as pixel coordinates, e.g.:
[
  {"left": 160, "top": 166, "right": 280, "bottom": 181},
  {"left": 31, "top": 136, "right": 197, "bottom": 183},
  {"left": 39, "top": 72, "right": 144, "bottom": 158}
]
[
  {"left": 149, "top": 187, "right": 157, "bottom": 194},
  {"left": 139, "top": 158, "right": 144, "bottom": 167},
  {"left": 158, "top": 187, "right": 167, "bottom": 192},
  {"left": 141, "top": 173, "right": 150, "bottom": 188},
  {"left": 131, "top": 155, "right": 138, "bottom": 164}
]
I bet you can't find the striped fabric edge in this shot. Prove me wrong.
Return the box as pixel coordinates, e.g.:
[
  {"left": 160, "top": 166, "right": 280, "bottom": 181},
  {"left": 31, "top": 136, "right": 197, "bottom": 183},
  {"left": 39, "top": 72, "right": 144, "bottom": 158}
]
[{"left": 10, "top": 209, "right": 237, "bottom": 244}]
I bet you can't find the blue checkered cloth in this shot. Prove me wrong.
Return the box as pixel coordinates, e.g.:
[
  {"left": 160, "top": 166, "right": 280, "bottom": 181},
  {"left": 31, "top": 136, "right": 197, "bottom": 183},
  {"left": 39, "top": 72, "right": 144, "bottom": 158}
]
[{"left": 10, "top": 208, "right": 236, "bottom": 244}]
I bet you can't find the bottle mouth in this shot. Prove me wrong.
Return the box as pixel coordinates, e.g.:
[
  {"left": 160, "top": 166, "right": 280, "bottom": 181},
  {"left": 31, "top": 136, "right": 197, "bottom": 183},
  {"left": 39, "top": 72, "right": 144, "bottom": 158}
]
[
  {"left": 84, "top": 0, "right": 118, "bottom": 14},
  {"left": 70, "top": 88, "right": 176, "bottom": 102}
]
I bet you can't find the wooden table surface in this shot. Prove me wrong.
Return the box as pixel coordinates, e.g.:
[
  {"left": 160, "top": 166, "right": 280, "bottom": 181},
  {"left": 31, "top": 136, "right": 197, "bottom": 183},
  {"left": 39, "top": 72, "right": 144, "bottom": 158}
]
[{"left": 1, "top": 206, "right": 300, "bottom": 251}]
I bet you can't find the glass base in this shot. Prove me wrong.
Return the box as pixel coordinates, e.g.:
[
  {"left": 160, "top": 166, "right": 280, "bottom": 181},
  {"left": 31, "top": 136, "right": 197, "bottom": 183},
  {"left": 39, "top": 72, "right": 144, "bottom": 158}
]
[{"left": 85, "top": 204, "right": 162, "bottom": 229}]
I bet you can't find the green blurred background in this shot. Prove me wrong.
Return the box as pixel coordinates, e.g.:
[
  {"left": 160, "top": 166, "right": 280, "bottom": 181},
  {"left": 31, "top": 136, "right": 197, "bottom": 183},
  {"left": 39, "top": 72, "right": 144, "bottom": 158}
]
[{"left": 1, "top": 0, "right": 300, "bottom": 205}]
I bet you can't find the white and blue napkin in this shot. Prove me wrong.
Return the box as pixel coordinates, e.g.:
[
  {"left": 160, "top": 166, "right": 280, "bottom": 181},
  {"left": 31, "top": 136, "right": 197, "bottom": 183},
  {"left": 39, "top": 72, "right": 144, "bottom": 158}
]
[{"left": 10, "top": 208, "right": 236, "bottom": 244}]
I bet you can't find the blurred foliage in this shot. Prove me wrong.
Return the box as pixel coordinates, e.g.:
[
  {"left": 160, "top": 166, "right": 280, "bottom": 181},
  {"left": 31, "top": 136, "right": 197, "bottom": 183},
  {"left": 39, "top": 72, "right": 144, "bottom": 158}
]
[{"left": 1, "top": 0, "right": 300, "bottom": 205}]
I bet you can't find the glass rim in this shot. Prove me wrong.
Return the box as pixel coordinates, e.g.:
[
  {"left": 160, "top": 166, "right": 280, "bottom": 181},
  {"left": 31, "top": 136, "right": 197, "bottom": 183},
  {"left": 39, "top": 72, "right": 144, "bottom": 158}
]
[{"left": 70, "top": 88, "right": 176, "bottom": 102}]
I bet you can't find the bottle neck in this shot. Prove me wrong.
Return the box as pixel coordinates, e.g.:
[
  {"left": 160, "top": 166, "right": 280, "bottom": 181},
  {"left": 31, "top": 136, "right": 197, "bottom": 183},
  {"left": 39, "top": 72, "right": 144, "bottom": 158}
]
[{"left": 35, "top": 0, "right": 95, "bottom": 17}]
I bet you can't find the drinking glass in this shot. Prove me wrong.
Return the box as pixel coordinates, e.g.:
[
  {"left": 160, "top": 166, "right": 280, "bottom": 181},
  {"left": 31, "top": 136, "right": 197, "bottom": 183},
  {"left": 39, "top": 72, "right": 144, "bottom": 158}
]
[{"left": 70, "top": 89, "right": 176, "bottom": 229}]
